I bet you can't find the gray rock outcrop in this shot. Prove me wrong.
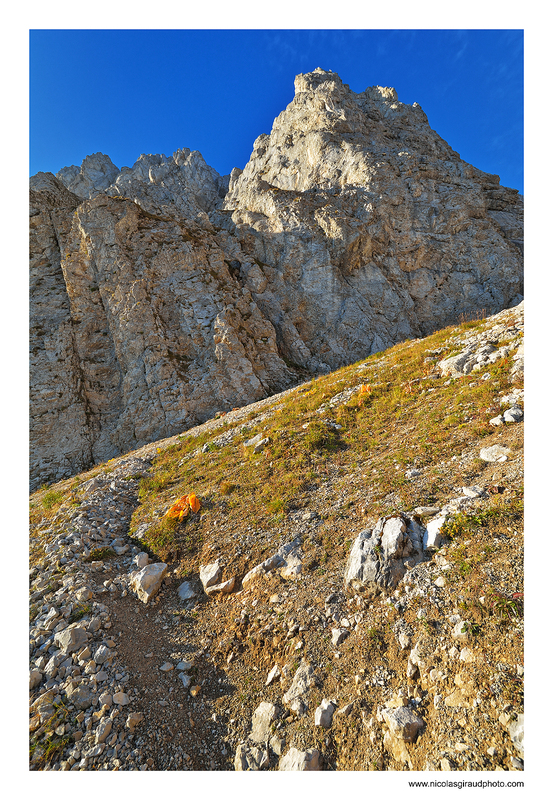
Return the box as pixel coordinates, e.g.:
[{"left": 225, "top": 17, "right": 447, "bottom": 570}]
[
  {"left": 344, "top": 515, "right": 426, "bottom": 596},
  {"left": 56, "top": 153, "right": 121, "bottom": 199},
  {"left": 282, "top": 659, "right": 317, "bottom": 715}
]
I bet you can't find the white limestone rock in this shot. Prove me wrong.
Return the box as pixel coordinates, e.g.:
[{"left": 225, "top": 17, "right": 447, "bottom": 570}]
[
  {"left": 452, "top": 621, "right": 470, "bottom": 643},
  {"left": 30, "top": 669, "right": 43, "bottom": 690},
  {"left": 279, "top": 747, "right": 322, "bottom": 771},
  {"left": 382, "top": 706, "right": 424, "bottom": 743},
  {"left": 199, "top": 561, "right": 222, "bottom": 591},
  {"left": 234, "top": 742, "right": 269, "bottom": 771},
  {"left": 242, "top": 539, "right": 303, "bottom": 588},
  {"left": 126, "top": 712, "right": 144, "bottom": 732},
  {"left": 266, "top": 664, "right": 281, "bottom": 686},
  {"left": 177, "top": 581, "right": 197, "bottom": 602},
  {"left": 344, "top": 515, "right": 425, "bottom": 595},
  {"left": 132, "top": 552, "right": 150, "bottom": 569},
  {"left": 331, "top": 628, "right": 348, "bottom": 646},
  {"left": 504, "top": 406, "right": 523, "bottom": 423},
  {"left": 130, "top": 562, "right": 167, "bottom": 604},
  {"left": 423, "top": 515, "right": 446, "bottom": 551},
  {"left": 205, "top": 576, "right": 236, "bottom": 595},
  {"left": 54, "top": 623, "right": 89, "bottom": 654},
  {"left": 480, "top": 444, "right": 511, "bottom": 463},
  {"left": 282, "top": 660, "right": 317, "bottom": 716},
  {"left": 250, "top": 701, "right": 278, "bottom": 743},
  {"left": 509, "top": 713, "right": 524, "bottom": 756},
  {"left": 314, "top": 699, "right": 337, "bottom": 728},
  {"left": 462, "top": 485, "right": 486, "bottom": 498}
]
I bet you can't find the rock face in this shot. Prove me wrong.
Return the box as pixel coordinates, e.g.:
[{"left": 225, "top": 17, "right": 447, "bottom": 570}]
[
  {"left": 29, "top": 173, "right": 295, "bottom": 490},
  {"left": 224, "top": 68, "right": 523, "bottom": 371},
  {"left": 30, "top": 68, "right": 523, "bottom": 490}
]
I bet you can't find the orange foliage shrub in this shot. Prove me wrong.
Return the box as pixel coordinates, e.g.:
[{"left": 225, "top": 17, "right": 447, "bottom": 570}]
[
  {"left": 165, "top": 493, "right": 201, "bottom": 521},
  {"left": 358, "top": 384, "right": 372, "bottom": 406}
]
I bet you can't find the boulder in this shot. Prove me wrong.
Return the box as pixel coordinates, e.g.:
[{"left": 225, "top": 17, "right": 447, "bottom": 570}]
[
  {"left": 452, "top": 620, "right": 470, "bottom": 643},
  {"left": 266, "top": 664, "right": 281, "bottom": 686},
  {"left": 199, "top": 561, "right": 222, "bottom": 591},
  {"left": 126, "top": 712, "right": 144, "bottom": 732},
  {"left": 30, "top": 669, "right": 43, "bottom": 690},
  {"left": 54, "top": 622, "right": 89, "bottom": 654},
  {"left": 93, "top": 645, "right": 110, "bottom": 665},
  {"left": 504, "top": 406, "right": 523, "bottom": 423},
  {"left": 250, "top": 701, "right": 278, "bottom": 743},
  {"left": 130, "top": 562, "right": 167, "bottom": 604},
  {"left": 344, "top": 515, "right": 425, "bottom": 596},
  {"left": 462, "top": 485, "right": 486, "bottom": 498},
  {"left": 279, "top": 747, "right": 322, "bottom": 771},
  {"left": 132, "top": 552, "right": 150, "bottom": 569},
  {"left": 205, "top": 576, "right": 235, "bottom": 595},
  {"left": 423, "top": 515, "right": 446, "bottom": 551},
  {"left": 242, "top": 539, "right": 303, "bottom": 588},
  {"left": 331, "top": 628, "right": 348, "bottom": 646},
  {"left": 234, "top": 742, "right": 269, "bottom": 771},
  {"left": 244, "top": 433, "right": 270, "bottom": 453},
  {"left": 480, "top": 445, "right": 511, "bottom": 463},
  {"left": 509, "top": 713, "right": 524, "bottom": 756},
  {"left": 65, "top": 681, "right": 95, "bottom": 710},
  {"left": 382, "top": 706, "right": 424, "bottom": 743},
  {"left": 282, "top": 660, "right": 316, "bottom": 715},
  {"left": 94, "top": 718, "right": 112, "bottom": 744},
  {"left": 314, "top": 699, "right": 337, "bottom": 728},
  {"left": 177, "top": 581, "right": 197, "bottom": 602}
]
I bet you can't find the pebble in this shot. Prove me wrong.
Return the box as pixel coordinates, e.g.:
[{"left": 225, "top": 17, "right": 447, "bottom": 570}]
[
  {"left": 462, "top": 485, "right": 486, "bottom": 498},
  {"left": 331, "top": 628, "right": 348, "bottom": 646},
  {"left": 480, "top": 445, "right": 511, "bottom": 463},
  {"left": 459, "top": 647, "right": 475, "bottom": 663}
]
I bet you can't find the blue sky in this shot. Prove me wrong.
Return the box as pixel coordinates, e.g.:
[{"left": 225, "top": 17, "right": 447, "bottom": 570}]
[{"left": 29, "top": 29, "right": 523, "bottom": 192}]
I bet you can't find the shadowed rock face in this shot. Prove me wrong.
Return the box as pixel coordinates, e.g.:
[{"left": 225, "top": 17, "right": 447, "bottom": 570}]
[
  {"left": 29, "top": 173, "right": 295, "bottom": 491},
  {"left": 30, "top": 69, "right": 523, "bottom": 490}
]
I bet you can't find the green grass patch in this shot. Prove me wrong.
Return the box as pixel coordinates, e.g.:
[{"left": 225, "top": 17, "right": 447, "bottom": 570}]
[
  {"left": 83, "top": 547, "right": 116, "bottom": 562},
  {"left": 41, "top": 488, "right": 65, "bottom": 511}
]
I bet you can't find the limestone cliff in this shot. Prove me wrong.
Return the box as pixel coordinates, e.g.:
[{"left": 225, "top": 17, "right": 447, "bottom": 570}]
[
  {"left": 30, "top": 68, "right": 523, "bottom": 490},
  {"left": 30, "top": 174, "right": 296, "bottom": 490},
  {"left": 223, "top": 69, "right": 523, "bottom": 369}
]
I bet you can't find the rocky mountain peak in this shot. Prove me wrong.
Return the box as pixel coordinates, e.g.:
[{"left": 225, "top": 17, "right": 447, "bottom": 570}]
[
  {"left": 293, "top": 66, "right": 344, "bottom": 93},
  {"left": 30, "top": 69, "right": 523, "bottom": 491},
  {"left": 54, "top": 148, "right": 230, "bottom": 220},
  {"left": 56, "top": 152, "right": 120, "bottom": 199}
]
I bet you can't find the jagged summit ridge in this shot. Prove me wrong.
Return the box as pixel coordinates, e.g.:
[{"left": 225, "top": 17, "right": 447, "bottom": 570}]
[
  {"left": 55, "top": 148, "right": 230, "bottom": 223},
  {"left": 30, "top": 69, "right": 523, "bottom": 490}
]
